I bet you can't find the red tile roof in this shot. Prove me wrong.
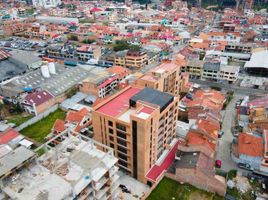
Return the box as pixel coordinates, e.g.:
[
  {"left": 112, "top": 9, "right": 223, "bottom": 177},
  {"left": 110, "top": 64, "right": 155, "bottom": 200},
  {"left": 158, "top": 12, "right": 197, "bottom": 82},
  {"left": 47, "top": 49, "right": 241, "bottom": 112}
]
[
  {"left": 97, "top": 87, "right": 141, "bottom": 117},
  {"left": 146, "top": 141, "right": 179, "bottom": 182},
  {"left": 53, "top": 119, "right": 65, "bottom": 132},
  {"left": 187, "top": 131, "right": 216, "bottom": 151},
  {"left": 66, "top": 108, "right": 88, "bottom": 123},
  {"left": 238, "top": 133, "right": 264, "bottom": 157},
  {"left": 24, "top": 90, "right": 54, "bottom": 106},
  {"left": 0, "top": 128, "right": 19, "bottom": 144}
]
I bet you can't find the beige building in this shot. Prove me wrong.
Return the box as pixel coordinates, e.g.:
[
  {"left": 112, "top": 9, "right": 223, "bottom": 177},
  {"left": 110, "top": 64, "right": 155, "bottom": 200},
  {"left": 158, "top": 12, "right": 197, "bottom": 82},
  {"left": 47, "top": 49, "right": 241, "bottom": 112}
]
[
  {"left": 92, "top": 86, "right": 179, "bottom": 183},
  {"left": 114, "top": 50, "right": 148, "bottom": 70},
  {"left": 135, "top": 62, "right": 183, "bottom": 96}
]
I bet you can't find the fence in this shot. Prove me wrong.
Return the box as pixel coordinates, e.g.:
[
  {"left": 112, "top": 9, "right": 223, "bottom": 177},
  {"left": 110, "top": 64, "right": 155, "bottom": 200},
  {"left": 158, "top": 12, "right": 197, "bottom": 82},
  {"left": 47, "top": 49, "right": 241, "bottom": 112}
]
[{"left": 15, "top": 104, "right": 59, "bottom": 131}]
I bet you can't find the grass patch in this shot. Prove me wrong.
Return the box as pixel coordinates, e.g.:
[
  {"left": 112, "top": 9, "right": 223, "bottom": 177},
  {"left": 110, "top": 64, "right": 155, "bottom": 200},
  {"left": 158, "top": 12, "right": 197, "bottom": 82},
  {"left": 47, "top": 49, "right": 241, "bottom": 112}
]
[
  {"left": 20, "top": 109, "right": 66, "bottom": 144},
  {"left": 226, "top": 187, "right": 255, "bottom": 200},
  {"left": 7, "top": 114, "right": 32, "bottom": 126},
  {"left": 147, "top": 177, "right": 224, "bottom": 200},
  {"left": 227, "top": 170, "right": 237, "bottom": 180}
]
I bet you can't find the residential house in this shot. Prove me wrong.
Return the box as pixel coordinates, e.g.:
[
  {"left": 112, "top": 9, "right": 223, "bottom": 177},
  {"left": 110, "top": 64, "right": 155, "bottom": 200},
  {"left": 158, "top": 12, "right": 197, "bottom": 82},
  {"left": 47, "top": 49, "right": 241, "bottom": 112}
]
[
  {"left": 233, "top": 133, "right": 264, "bottom": 170},
  {"left": 20, "top": 90, "right": 55, "bottom": 116},
  {"left": 51, "top": 107, "right": 91, "bottom": 138}
]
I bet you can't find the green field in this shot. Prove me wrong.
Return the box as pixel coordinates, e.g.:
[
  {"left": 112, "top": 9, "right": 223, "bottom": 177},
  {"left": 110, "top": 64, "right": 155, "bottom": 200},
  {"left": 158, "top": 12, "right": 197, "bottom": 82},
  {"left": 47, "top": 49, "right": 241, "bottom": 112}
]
[
  {"left": 20, "top": 109, "right": 66, "bottom": 144},
  {"left": 7, "top": 115, "right": 32, "bottom": 126},
  {"left": 147, "top": 177, "right": 223, "bottom": 200}
]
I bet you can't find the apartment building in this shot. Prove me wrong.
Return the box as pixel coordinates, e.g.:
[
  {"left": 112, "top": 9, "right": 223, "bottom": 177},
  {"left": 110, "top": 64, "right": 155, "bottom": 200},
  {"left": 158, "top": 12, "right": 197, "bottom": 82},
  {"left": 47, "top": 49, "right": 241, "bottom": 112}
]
[
  {"left": 0, "top": 131, "right": 120, "bottom": 200},
  {"left": 201, "top": 62, "right": 221, "bottom": 81},
  {"left": 76, "top": 45, "right": 102, "bottom": 62},
  {"left": 185, "top": 59, "right": 204, "bottom": 79},
  {"left": 219, "top": 65, "right": 240, "bottom": 83},
  {"left": 80, "top": 74, "right": 118, "bottom": 98},
  {"left": 114, "top": 50, "right": 148, "bottom": 69},
  {"left": 225, "top": 43, "right": 252, "bottom": 53},
  {"left": 92, "top": 86, "right": 179, "bottom": 183},
  {"left": 136, "top": 62, "right": 183, "bottom": 96}
]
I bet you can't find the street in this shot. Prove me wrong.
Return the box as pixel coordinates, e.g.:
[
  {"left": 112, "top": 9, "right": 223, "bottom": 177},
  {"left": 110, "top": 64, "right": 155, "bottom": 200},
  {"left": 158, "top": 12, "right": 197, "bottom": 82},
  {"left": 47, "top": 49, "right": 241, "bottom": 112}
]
[
  {"left": 216, "top": 94, "right": 243, "bottom": 172},
  {"left": 190, "top": 79, "right": 266, "bottom": 95}
]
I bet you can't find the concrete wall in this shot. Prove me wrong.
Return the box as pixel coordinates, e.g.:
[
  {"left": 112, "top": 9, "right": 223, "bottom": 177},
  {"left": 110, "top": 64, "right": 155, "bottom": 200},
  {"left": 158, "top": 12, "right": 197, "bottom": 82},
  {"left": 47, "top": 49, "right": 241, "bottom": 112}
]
[{"left": 15, "top": 104, "right": 59, "bottom": 131}]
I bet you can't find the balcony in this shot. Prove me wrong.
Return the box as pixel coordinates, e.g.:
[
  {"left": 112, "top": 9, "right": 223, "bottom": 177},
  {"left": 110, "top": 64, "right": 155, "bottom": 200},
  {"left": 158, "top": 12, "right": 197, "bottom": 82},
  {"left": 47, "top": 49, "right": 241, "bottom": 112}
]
[
  {"left": 94, "top": 176, "right": 109, "bottom": 191},
  {"left": 109, "top": 166, "right": 119, "bottom": 177},
  {"left": 95, "top": 186, "right": 110, "bottom": 199}
]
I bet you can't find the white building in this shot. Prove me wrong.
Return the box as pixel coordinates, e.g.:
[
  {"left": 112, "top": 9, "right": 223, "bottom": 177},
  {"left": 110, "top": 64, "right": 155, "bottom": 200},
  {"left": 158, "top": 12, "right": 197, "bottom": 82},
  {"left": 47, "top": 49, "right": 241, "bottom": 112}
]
[
  {"left": 0, "top": 131, "right": 120, "bottom": 200},
  {"left": 32, "top": 0, "right": 61, "bottom": 8}
]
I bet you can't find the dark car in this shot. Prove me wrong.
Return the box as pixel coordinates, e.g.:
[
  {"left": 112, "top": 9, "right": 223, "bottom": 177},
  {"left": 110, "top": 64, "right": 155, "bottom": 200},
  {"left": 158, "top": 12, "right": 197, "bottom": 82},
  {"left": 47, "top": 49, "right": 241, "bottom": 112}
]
[
  {"left": 238, "top": 163, "right": 254, "bottom": 171},
  {"left": 119, "top": 184, "right": 131, "bottom": 193}
]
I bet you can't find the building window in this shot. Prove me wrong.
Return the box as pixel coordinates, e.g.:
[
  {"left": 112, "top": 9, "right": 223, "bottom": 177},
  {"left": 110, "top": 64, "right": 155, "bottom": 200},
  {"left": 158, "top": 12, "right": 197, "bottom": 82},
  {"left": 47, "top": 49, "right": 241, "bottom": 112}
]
[
  {"left": 118, "top": 160, "right": 128, "bottom": 168},
  {"left": 110, "top": 143, "right": 114, "bottom": 148},
  {"left": 108, "top": 120, "right": 113, "bottom": 127},
  {"left": 109, "top": 136, "right": 114, "bottom": 141},
  {"left": 109, "top": 128, "right": 114, "bottom": 134},
  {"left": 132, "top": 120, "right": 138, "bottom": 179},
  {"left": 116, "top": 123, "right": 126, "bottom": 132},
  {"left": 117, "top": 131, "right": 126, "bottom": 139},
  {"left": 117, "top": 137, "right": 127, "bottom": 146},
  {"left": 118, "top": 152, "right": 128, "bottom": 161},
  {"left": 118, "top": 145, "right": 127, "bottom": 154}
]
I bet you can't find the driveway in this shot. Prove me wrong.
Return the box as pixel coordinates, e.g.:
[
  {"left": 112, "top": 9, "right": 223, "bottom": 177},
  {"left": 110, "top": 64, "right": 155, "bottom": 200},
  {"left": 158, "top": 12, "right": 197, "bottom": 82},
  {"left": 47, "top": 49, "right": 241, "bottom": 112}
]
[{"left": 216, "top": 94, "right": 244, "bottom": 172}]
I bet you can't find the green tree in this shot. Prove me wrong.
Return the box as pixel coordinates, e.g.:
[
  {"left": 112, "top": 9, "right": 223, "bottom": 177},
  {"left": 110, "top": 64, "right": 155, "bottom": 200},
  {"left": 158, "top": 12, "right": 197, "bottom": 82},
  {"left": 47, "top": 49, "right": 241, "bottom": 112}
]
[
  {"left": 82, "top": 39, "right": 95, "bottom": 44},
  {"left": 67, "top": 34, "right": 79, "bottom": 41}
]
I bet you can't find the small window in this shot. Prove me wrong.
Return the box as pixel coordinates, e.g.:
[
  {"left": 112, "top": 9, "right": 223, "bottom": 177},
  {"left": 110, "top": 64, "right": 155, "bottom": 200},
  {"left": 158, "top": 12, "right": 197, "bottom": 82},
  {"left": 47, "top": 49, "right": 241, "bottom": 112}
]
[
  {"left": 108, "top": 121, "right": 113, "bottom": 127},
  {"left": 109, "top": 128, "right": 114, "bottom": 134},
  {"left": 110, "top": 143, "right": 114, "bottom": 148},
  {"left": 109, "top": 136, "right": 114, "bottom": 141}
]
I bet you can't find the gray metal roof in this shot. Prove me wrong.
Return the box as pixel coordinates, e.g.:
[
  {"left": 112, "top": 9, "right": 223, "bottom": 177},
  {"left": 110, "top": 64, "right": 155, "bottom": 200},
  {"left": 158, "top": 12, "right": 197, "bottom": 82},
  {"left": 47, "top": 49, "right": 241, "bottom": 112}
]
[{"left": 0, "top": 146, "right": 35, "bottom": 179}]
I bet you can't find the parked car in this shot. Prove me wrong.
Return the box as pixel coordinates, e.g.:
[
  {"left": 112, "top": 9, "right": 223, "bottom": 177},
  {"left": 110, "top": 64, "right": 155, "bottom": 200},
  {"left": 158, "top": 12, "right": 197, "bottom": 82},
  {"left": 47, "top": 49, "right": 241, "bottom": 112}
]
[
  {"left": 218, "top": 131, "right": 224, "bottom": 138},
  {"left": 215, "top": 159, "right": 222, "bottom": 168},
  {"left": 119, "top": 184, "right": 131, "bottom": 193},
  {"left": 238, "top": 163, "right": 254, "bottom": 171}
]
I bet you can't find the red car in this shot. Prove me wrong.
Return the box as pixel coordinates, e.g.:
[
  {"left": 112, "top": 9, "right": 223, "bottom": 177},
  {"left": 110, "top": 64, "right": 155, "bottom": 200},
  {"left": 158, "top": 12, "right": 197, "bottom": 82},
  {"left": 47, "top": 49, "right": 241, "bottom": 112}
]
[{"left": 215, "top": 160, "right": 222, "bottom": 168}]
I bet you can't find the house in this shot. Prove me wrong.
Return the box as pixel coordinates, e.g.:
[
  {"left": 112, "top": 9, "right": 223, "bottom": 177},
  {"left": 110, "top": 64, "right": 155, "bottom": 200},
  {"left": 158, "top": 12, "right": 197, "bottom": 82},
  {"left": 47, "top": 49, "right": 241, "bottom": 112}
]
[
  {"left": 235, "top": 133, "right": 264, "bottom": 170},
  {"left": 20, "top": 90, "right": 55, "bottom": 116},
  {"left": 51, "top": 107, "right": 91, "bottom": 137},
  {"left": 166, "top": 150, "right": 227, "bottom": 196},
  {"left": 0, "top": 124, "right": 23, "bottom": 147}
]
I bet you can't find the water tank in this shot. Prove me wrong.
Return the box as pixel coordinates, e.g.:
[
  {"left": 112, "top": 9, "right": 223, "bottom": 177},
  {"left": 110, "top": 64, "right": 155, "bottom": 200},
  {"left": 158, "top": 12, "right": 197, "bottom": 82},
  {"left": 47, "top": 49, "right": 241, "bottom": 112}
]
[
  {"left": 48, "top": 62, "right": 56, "bottom": 74},
  {"left": 41, "top": 65, "right": 50, "bottom": 78}
]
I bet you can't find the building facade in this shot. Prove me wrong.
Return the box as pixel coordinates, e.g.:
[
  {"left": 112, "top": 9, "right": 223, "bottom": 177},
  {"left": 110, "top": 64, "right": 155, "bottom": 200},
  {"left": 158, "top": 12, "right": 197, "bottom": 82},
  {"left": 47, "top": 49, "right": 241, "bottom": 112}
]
[
  {"left": 92, "top": 86, "right": 179, "bottom": 183},
  {"left": 136, "top": 62, "right": 183, "bottom": 96}
]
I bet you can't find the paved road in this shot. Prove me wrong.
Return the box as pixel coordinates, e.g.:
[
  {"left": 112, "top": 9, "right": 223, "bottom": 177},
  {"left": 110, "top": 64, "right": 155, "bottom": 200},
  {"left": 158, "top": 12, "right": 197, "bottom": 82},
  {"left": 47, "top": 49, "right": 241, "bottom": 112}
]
[
  {"left": 216, "top": 94, "right": 243, "bottom": 172},
  {"left": 190, "top": 79, "right": 266, "bottom": 95}
]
